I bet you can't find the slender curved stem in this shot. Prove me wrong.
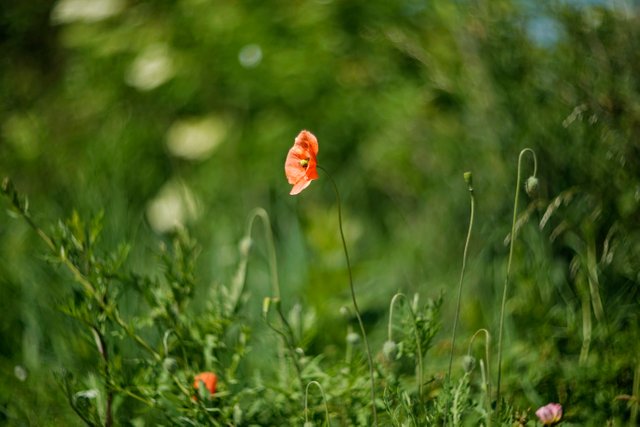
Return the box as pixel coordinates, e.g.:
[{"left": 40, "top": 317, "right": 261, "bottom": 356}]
[
  {"left": 245, "top": 208, "right": 293, "bottom": 385},
  {"left": 448, "top": 173, "right": 476, "bottom": 378},
  {"left": 245, "top": 207, "right": 281, "bottom": 298},
  {"left": 388, "top": 293, "right": 424, "bottom": 401},
  {"left": 496, "top": 148, "right": 537, "bottom": 408},
  {"left": 304, "top": 380, "right": 331, "bottom": 426},
  {"left": 263, "top": 299, "right": 305, "bottom": 392},
  {"left": 467, "top": 328, "right": 492, "bottom": 425},
  {"left": 318, "top": 166, "right": 378, "bottom": 425}
]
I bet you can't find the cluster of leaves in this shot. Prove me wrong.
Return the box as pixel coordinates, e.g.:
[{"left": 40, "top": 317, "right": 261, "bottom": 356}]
[{"left": 2, "top": 177, "right": 519, "bottom": 426}]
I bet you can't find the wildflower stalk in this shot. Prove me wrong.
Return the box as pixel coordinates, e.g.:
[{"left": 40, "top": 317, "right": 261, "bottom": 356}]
[
  {"left": 263, "top": 297, "right": 306, "bottom": 393},
  {"left": 496, "top": 148, "right": 537, "bottom": 408},
  {"left": 467, "top": 328, "right": 492, "bottom": 426},
  {"left": 245, "top": 208, "right": 293, "bottom": 385},
  {"left": 448, "top": 172, "right": 476, "bottom": 378},
  {"left": 319, "top": 167, "right": 378, "bottom": 425},
  {"left": 245, "top": 208, "right": 282, "bottom": 299},
  {"left": 388, "top": 293, "right": 424, "bottom": 402},
  {"left": 304, "top": 380, "right": 331, "bottom": 426}
]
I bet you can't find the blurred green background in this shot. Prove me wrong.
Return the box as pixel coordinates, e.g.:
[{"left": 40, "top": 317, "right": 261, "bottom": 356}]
[{"left": 1, "top": 0, "right": 639, "bottom": 424}]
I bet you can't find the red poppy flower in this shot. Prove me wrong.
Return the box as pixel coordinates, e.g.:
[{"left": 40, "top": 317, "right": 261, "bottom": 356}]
[
  {"left": 285, "top": 130, "right": 319, "bottom": 195},
  {"left": 193, "top": 372, "right": 217, "bottom": 397}
]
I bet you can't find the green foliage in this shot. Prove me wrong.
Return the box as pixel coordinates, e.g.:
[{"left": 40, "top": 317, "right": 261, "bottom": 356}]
[{"left": 2, "top": 0, "right": 640, "bottom": 425}]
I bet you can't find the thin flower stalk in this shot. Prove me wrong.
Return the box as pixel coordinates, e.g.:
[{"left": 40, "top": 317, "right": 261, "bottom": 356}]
[
  {"left": 263, "top": 297, "right": 306, "bottom": 393},
  {"left": 467, "top": 328, "right": 492, "bottom": 426},
  {"left": 244, "top": 208, "right": 292, "bottom": 384},
  {"left": 448, "top": 172, "right": 476, "bottom": 378},
  {"left": 322, "top": 168, "right": 378, "bottom": 425},
  {"left": 285, "top": 131, "right": 378, "bottom": 424},
  {"left": 304, "top": 380, "right": 331, "bottom": 426},
  {"left": 496, "top": 148, "right": 537, "bottom": 408}
]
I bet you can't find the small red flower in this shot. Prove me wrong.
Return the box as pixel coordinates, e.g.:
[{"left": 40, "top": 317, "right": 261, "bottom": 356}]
[
  {"left": 285, "top": 130, "right": 319, "bottom": 195},
  {"left": 193, "top": 372, "right": 217, "bottom": 398}
]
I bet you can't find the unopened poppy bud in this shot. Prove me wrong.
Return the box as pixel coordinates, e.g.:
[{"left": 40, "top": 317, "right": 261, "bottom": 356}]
[
  {"left": 462, "top": 355, "right": 476, "bottom": 373},
  {"left": 262, "top": 297, "right": 271, "bottom": 318},
  {"left": 339, "top": 306, "right": 350, "bottom": 318},
  {"left": 346, "top": 332, "right": 360, "bottom": 345},
  {"left": 303, "top": 422, "right": 314, "bottom": 427},
  {"left": 382, "top": 340, "right": 398, "bottom": 361},
  {"left": 233, "top": 404, "right": 243, "bottom": 424},
  {"left": 239, "top": 236, "right": 252, "bottom": 256},
  {"left": 14, "top": 365, "right": 28, "bottom": 382},
  {"left": 463, "top": 171, "right": 473, "bottom": 188},
  {"left": 1, "top": 177, "right": 12, "bottom": 195},
  {"left": 525, "top": 176, "right": 539, "bottom": 198},
  {"left": 163, "top": 357, "right": 178, "bottom": 373}
]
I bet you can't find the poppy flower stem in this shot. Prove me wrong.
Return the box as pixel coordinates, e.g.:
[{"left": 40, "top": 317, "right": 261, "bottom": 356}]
[
  {"left": 304, "top": 380, "right": 331, "bottom": 426},
  {"left": 245, "top": 208, "right": 282, "bottom": 299},
  {"left": 318, "top": 166, "right": 378, "bottom": 426},
  {"left": 496, "top": 148, "right": 537, "bottom": 410},
  {"left": 448, "top": 172, "right": 476, "bottom": 378},
  {"left": 244, "top": 208, "right": 293, "bottom": 384},
  {"left": 263, "top": 298, "right": 306, "bottom": 393},
  {"left": 467, "top": 328, "right": 492, "bottom": 426}
]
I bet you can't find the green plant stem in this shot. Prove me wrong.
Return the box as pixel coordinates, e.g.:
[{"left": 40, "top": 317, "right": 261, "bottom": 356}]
[
  {"left": 319, "top": 167, "right": 378, "bottom": 426},
  {"left": 245, "top": 208, "right": 290, "bottom": 384},
  {"left": 245, "top": 208, "right": 282, "bottom": 299},
  {"left": 632, "top": 359, "right": 640, "bottom": 424},
  {"left": 304, "top": 380, "right": 331, "bottom": 426},
  {"left": 467, "top": 328, "right": 492, "bottom": 426},
  {"left": 448, "top": 174, "right": 475, "bottom": 378},
  {"left": 496, "top": 148, "right": 537, "bottom": 409},
  {"left": 92, "top": 327, "right": 113, "bottom": 427},
  {"left": 388, "top": 293, "right": 424, "bottom": 402},
  {"left": 263, "top": 299, "right": 306, "bottom": 393}
]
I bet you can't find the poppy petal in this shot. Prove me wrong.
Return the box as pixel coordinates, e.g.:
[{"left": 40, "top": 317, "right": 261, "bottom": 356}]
[{"left": 285, "top": 130, "right": 319, "bottom": 195}]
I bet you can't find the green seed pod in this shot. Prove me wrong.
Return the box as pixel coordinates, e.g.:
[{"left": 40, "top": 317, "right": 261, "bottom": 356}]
[
  {"left": 233, "top": 404, "right": 243, "bottom": 424},
  {"left": 383, "top": 340, "right": 398, "bottom": 361},
  {"left": 346, "top": 332, "right": 360, "bottom": 345},
  {"left": 463, "top": 171, "right": 473, "bottom": 187},
  {"left": 525, "top": 176, "right": 539, "bottom": 198},
  {"left": 163, "top": 357, "right": 178, "bottom": 373},
  {"left": 239, "top": 236, "right": 252, "bottom": 256},
  {"left": 462, "top": 355, "right": 476, "bottom": 373},
  {"left": 262, "top": 297, "right": 271, "bottom": 319},
  {"left": 339, "top": 306, "right": 350, "bottom": 318}
]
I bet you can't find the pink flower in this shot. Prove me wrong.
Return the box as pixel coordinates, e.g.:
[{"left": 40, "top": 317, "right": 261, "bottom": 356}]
[{"left": 535, "top": 402, "right": 562, "bottom": 425}]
